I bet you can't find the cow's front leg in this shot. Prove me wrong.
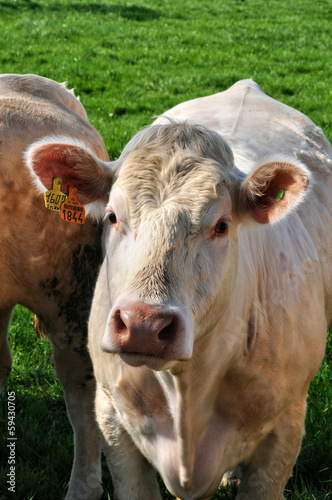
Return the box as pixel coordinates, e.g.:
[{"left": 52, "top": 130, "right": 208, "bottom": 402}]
[
  {"left": 95, "top": 385, "right": 162, "bottom": 500},
  {"left": 51, "top": 335, "right": 102, "bottom": 500},
  {"left": 236, "top": 396, "right": 306, "bottom": 500}
]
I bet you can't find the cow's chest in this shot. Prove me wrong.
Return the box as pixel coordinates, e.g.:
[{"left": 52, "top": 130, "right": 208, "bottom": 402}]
[{"left": 111, "top": 366, "right": 268, "bottom": 499}]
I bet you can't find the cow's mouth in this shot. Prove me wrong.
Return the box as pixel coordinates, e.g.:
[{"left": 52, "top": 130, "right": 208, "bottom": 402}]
[{"left": 119, "top": 352, "right": 177, "bottom": 371}]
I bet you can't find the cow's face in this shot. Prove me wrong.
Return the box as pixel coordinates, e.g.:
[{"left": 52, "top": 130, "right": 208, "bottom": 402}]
[
  {"left": 26, "top": 121, "right": 309, "bottom": 371},
  {"left": 101, "top": 129, "right": 237, "bottom": 369}
]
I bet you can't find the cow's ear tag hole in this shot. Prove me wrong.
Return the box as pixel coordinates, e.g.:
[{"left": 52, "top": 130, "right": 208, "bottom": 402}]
[
  {"left": 276, "top": 188, "right": 285, "bottom": 202},
  {"left": 61, "top": 186, "right": 85, "bottom": 224},
  {"left": 44, "top": 178, "right": 68, "bottom": 211}
]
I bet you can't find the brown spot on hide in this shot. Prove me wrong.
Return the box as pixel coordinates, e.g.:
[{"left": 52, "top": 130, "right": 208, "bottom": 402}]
[{"left": 38, "top": 233, "right": 103, "bottom": 349}]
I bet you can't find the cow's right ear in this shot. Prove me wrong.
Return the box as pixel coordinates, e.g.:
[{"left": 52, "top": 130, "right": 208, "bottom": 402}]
[{"left": 25, "top": 136, "right": 116, "bottom": 215}]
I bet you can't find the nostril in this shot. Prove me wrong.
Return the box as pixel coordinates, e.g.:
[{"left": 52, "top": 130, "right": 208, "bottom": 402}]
[
  {"left": 158, "top": 317, "right": 177, "bottom": 343},
  {"left": 114, "top": 309, "right": 127, "bottom": 333}
]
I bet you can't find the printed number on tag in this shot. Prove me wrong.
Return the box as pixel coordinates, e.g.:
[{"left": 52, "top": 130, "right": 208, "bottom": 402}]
[
  {"left": 61, "top": 187, "right": 85, "bottom": 224},
  {"left": 44, "top": 178, "right": 67, "bottom": 211}
]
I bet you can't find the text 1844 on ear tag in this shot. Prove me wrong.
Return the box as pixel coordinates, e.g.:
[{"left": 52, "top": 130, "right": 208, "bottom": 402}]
[
  {"left": 61, "top": 187, "right": 85, "bottom": 224},
  {"left": 44, "top": 178, "right": 67, "bottom": 211}
]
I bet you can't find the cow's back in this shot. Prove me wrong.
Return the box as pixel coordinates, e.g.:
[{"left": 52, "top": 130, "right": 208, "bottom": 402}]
[
  {"left": 159, "top": 80, "right": 332, "bottom": 174},
  {"left": 0, "top": 74, "right": 108, "bottom": 168}
]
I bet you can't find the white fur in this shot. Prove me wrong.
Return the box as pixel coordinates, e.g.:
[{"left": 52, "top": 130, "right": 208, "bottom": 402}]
[{"left": 88, "top": 81, "right": 332, "bottom": 500}]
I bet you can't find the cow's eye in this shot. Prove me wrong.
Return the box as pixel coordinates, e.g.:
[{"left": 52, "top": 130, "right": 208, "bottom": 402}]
[
  {"left": 213, "top": 220, "right": 230, "bottom": 236},
  {"left": 108, "top": 212, "right": 117, "bottom": 224},
  {"left": 215, "top": 221, "right": 228, "bottom": 233}
]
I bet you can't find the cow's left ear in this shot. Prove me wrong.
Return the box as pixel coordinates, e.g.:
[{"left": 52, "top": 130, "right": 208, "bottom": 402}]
[
  {"left": 25, "top": 136, "right": 116, "bottom": 210},
  {"left": 238, "top": 161, "right": 309, "bottom": 224}
]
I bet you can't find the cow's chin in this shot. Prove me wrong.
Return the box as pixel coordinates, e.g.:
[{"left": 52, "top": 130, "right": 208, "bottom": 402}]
[{"left": 119, "top": 352, "right": 178, "bottom": 371}]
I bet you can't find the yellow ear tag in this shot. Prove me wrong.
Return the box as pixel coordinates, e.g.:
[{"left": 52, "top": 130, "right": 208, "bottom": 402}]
[
  {"left": 44, "top": 178, "right": 68, "bottom": 212},
  {"left": 60, "top": 187, "right": 85, "bottom": 224}
]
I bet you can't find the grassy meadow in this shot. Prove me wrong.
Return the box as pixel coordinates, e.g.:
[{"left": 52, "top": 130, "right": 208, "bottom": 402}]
[{"left": 0, "top": 0, "right": 331, "bottom": 498}]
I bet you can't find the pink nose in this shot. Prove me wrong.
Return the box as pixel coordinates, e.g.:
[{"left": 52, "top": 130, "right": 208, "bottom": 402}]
[{"left": 101, "top": 302, "right": 189, "bottom": 360}]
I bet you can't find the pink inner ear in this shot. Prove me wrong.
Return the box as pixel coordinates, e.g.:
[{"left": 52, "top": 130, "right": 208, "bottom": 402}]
[
  {"left": 29, "top": 142, "right": 112, "bottom": 205},
  {"left": 30, "top": 144, "right": 80, "bottom": 194},
  {"left": 247, "top": 162, "right": 309, "bottom": 224}
]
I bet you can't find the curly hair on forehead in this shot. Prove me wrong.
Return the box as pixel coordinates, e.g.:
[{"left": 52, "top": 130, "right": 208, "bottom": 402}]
[{"left": 119, "top": 118, "right": 235, "bottom": 171}]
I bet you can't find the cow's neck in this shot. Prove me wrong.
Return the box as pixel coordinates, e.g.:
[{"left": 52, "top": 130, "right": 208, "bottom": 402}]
[
  {"left": 156, "top": 293, "right": 254, "bottom": 487},
  {"left": 156, "top": 368, "right": 197, "bottom": 488},
  {"left": 173, "top": 372, "right": 195, "bottom": 489},
  {"left": 156, "top": 346, "right": 234, "bottom": 487}
]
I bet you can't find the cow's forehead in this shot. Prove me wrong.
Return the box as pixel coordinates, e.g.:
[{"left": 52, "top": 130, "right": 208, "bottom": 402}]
[{"left": 114, "top": 150, "right": 234, "bottom": 221}]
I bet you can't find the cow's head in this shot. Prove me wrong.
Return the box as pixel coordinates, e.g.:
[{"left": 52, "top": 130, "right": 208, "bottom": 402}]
[{"left": 26, "top": 121, "right": 309, "bottom": 370}]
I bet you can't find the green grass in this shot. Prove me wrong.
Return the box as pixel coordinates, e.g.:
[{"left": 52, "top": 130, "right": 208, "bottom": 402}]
[
  {"left": 1, "top": 0, "right": 332, "bottom": 155},
  {"left": 0, "top": 0, "right": 331, "bottom": 498}
]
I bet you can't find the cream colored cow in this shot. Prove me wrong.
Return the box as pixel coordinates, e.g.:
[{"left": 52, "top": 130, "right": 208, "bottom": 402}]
[
  {"left": 28, "top": 80, "right": 331, "bottom": 499},
  {"left": 0, "top": 74, "right": 110, "bottom": 500}
]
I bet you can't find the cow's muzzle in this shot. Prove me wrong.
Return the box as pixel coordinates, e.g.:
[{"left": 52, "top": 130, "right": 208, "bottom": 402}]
[{"left": 101, "top": 301, "right": 193, "bottom": 369}]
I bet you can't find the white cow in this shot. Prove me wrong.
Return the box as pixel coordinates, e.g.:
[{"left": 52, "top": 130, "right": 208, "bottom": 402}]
[{"left": 27, "top": 80, "right": 332, "bottom": 499}]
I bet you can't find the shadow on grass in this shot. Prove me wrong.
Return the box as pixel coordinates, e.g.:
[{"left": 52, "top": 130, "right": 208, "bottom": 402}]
[
  {"left": 0, "top": 0, "right": 161, "bottom": 20},
  {"left": 0, "top": 387, "right": 117, "bottom": 499},
  {"left": 0, "top": 389, "right": 72, "bottom": 500}
]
